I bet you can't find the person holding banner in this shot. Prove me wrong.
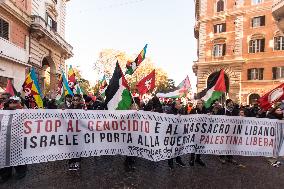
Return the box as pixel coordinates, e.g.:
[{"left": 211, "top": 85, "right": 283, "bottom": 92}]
[
  {"left": 189, "top": 99, "right": 207, "bottom": 167},
  {"left": 219, "top": 99, "right": 239, "bottom": 164},
  {"left": 0, "top": 96, "right": 27, "bottom": 183},
  {"left": 67, "top": 94, "right": 84, "bottom": 171},
  {"left": 166, "top": 99, "right": 186, "bottom": 169},
  {"left": 267, "top": 106, "right": 283, "bottom": 167},
  {"left": 124, "top": 97, "right": 141, "bottom": 171}
]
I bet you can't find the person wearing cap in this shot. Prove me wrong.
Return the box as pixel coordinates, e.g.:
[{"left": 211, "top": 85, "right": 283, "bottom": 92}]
[{"left": 0, "top": 96, "right": 27, "bottom": 183}]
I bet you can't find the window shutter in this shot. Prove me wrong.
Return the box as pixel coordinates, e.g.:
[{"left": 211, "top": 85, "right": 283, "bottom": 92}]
[
  {"left": 214, "top": 25, "right": 217, "bottom": 33},
  {"left": 255, "top": 69, "right": 259, "bottom": 80},
  {"left": 249, "top": 40, "right": 253, "bottom": 53},
  {"left": 272, "top": 67, "right": 277, "bottom": 80},
  {"left": 217, "top": 0, "right": 224, "bottom": 12},
  {"left": 251, "top": 19, "right": 254, "bottom": 27},
  {"left": 259, "top": 68, "right": 264, "bottom": 80},
  {"left": 274, "top": 37, "right": 278, "bottom": 50},
  {"left": 248, "top": 69, "right": 251, "bottom": 80},
  {"left": 52, "top": 20, "right": 57, "bottom": 31},
  {"left": 279, "top": 36, "right": 284, "bottom": 50},
  {"left": 260, "top": 16, "right": 265, "bottom": 26},
  {"left": 222, "top": 44, "right": 226, "bottom": 56},
  {"left": 222, "top": 23, "right": 226, "bottom": 32},
  {"left": 0, "top": 19, "right": 9, "bottom": 40},
  {"left": 260, "top": 39, "right": 265, "bottom": 52}
]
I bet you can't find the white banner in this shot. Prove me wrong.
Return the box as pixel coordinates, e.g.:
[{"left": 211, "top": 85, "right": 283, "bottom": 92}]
[{"left": 0, "top": 109, "right": 284, "bottom": 168}]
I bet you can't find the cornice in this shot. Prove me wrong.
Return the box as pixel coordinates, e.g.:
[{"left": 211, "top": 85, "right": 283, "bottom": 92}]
[
  {"left": 198, "top": 5, "right": 272, "bottom": 23},
  {"left": 0, "top": 0, "right": 30, "bottom": 26},
  {"left": 194, "top": 59, "right": 245, "bottom": 65}
]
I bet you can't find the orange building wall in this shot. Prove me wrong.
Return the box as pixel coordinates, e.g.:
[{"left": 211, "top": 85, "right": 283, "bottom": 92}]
[
  {"left": 0, "top": 7, "right": 29, "bottom": 49},
  {"left": 194, "top": 0, "right": 284, "bottom": 104}
]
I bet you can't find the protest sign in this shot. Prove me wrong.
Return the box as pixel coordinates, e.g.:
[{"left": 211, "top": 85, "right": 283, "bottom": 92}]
[{"left": 0, "top": 110, "right": 283, "bottom": 168}]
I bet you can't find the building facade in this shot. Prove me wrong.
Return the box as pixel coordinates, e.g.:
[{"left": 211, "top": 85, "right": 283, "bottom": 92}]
[
  {"left": 0, "top": 0, "right": 31, "bottom": 91},
  {"left": 0, "top": 0, "right": 72, "bottom": 94},
  {"left": 193, "top": 0, "right": 284, "bottom": 105},
  {"left": 30, "top": 0, "right": 72, "bottom": 94},
  {"left": 272, "top": 0, "right": 284, "bottom": 32}
]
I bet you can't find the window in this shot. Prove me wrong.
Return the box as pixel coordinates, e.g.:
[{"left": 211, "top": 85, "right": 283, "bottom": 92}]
[
  {"left": 217, "top": 0, "right": 224, "bottom": 12},
  {"left": 251, "top": 16, "right": 265, "bottom": 27},
  {"left": 213, "top": 44, "right": 226, "bottom": 57},
  {"left": 46, "top": 13, "right": 57, "bottom": 31},
  {"left": 247, "top": 68, "right": 264, "bottom": 80},
  {"left": 0, "top": 18, "right": 9, "bottom": 40},
  {"left": 249, "top": 39, "right": 265, "bottom": 53},
  {"left": 214, "top": 23, "right": 226, "bottom": 33},
  {"left": 274, "top": 36, "right": 284, "bottom": 51},
  {"left": 272, "top": 67, "right": 284, "bottom": 79},
  {"left": 252, "top": 0, "right": 263, "bottom": 5}
]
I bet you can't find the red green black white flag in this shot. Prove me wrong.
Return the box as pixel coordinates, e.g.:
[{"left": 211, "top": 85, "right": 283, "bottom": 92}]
[{"left": 105, "top": 61, "right": 132, "bottom": 110}]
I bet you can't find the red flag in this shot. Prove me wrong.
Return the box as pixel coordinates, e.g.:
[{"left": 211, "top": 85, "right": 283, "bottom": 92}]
[
  {"left": 5, "top": 79, "right": 16, "bottom": 96},
  {"left": 258, "top": 83, "right": 284, "bottom": 110},
  {"left": 214, "top": 69, "right": 226, "bottom": 92},
  {"left": 136, "top": 70, "right": 155, "bottom": 95}
]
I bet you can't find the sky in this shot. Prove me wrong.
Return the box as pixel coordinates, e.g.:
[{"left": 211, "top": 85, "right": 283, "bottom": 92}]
[{"left": 65, "top": 0, "right": 197, "bottom": 91}]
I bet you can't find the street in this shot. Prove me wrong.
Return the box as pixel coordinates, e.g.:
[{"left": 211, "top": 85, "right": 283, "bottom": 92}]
[{"left": 1, "top": 155, "right": 284, "bottom": 189}]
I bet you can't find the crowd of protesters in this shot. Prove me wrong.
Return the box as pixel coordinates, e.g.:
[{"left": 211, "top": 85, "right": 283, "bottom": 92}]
[{"left": 0, "top": 91, "right": 283, "bottom": 183}]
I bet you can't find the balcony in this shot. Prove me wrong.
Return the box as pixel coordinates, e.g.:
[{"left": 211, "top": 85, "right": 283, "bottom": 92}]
[
  {"left": 0, "top": 37, "right": 29, "bottom": 65},
  {"left": 272, "top": 0, "right": 284, "bottom": 32},
  {"left": 30, "top": 15, "right": 73, "bottom": 58}
]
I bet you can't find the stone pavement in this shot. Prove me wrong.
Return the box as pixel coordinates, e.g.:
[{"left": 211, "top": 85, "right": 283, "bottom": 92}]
[{"left": 1, "top": 155, "right": 284, "bottom": 189}]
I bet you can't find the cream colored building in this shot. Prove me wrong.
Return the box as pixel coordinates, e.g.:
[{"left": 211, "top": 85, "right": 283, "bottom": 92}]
[{"left": 30, "top": 0, "right": 73, "bottom": 94}]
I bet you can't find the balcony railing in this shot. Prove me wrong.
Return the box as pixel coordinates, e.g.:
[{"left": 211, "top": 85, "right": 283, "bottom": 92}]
[
  {"left": 0, "top": 37, "right": 29, "bottom": 64},
  {"left": 31, "top": 15, "right": 73, "bottom": 56}
]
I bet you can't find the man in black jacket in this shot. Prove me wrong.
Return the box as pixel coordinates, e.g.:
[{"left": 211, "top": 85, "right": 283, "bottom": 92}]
[
  {"left": 189, "top": 99, "right": 207, "bottom": 167},
  {"left": 166, "top": 100, "right": 186, "bottom": 169},
  {"left": 219, "top": 99, "right": 239, "bottom": 164},
  {"left": 68, "top": 94, "right": 84, "bottom": 171}
]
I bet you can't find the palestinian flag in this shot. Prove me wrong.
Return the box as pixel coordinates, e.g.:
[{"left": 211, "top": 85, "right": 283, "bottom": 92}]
[
  {"left": 156, "top": 76, "right": 192, "bottom": 99},
  {"left": 99, "top": 75, "right": 108, "bottom": 97},
  {"left": 199, "top": 69, "right": 227, "bottom": 108},
  {"left": 125, "top": 44, "right": 148, "bottom": 75},
  {"left": 156, "top": 89, "right": 181, "bottom": 99},
  {"left": 105, "top": 61, "right": 132, "bottom": 110},
  {"left": 177, "top": 75, "right": 192, "bottom": 97}
]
